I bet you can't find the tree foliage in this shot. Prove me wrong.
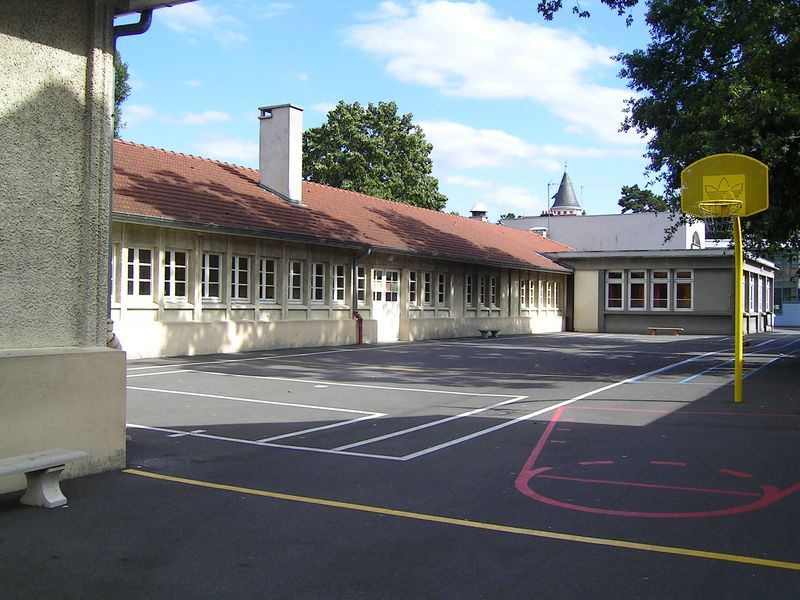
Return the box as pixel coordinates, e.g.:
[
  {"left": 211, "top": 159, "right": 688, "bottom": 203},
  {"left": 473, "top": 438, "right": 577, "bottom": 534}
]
[
  {"left": 302, "top": 101, "right": 447, "bottom": 211},
  {"left": 618, "top": 184, "right": 668, "bottom": 213},
  {"left": 618, "top": 0, "right": 800, "bottom": 251},
  {"left": 537, "top": 0, "right": 639, "bottom": 24},
  {"left": 113, "top": 51, "right": 131, "bottom": 138}
]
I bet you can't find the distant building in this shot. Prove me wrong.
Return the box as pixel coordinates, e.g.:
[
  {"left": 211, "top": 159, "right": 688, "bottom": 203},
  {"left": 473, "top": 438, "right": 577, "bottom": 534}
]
[{"left": 547, "top": 167, "right": 585, "bottom": 216}]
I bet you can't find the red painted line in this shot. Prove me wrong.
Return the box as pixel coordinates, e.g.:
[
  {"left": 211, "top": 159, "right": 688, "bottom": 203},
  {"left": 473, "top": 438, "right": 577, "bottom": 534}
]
[
  {"left": 650, "top": 461, "right": 687, "bottom": 467},
  {"left": 579, "top": 461, "right": 614, "bottom": 466},
  {"left": 517, "top": 406, "right": 565, "bottom": 476},
  {"left": 719, "top": 469, "right": 753, "bottom": 479},
  {"left": 534, "top": 473, "right": 761, "bottom": 498}
]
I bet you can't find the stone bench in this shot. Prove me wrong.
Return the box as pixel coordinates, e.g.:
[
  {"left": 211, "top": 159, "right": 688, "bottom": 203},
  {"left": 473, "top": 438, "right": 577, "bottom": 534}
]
[
  {"left": 647, "top": 326, "right": 684, "bottom": 336},
  {"left": 0, "top": 449, "right": 86, "bottom": 508},
  {"left": 479, "top": 329, "right": 501, "bottom": 339}
]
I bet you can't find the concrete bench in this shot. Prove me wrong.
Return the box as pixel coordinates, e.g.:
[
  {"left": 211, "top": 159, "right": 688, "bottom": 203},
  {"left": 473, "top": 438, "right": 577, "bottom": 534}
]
[
  {"left": 479, "top": 329, "right": 501, "bottom": 339},
  {"left": 0, "top": 449, "right": 86, "bottom": 508},
  {"left": 647, "top": 326, "right": 684, "bottom": 336}
]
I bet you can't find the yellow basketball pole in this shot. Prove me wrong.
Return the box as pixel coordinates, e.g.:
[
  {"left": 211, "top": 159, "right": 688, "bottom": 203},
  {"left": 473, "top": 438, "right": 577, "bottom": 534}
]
[{"left": 733, "top": 215, "right": 744, "bottom": 403}]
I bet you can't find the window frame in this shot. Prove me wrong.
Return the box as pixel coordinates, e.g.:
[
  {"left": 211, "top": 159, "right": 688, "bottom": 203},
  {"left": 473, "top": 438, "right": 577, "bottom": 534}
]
[
  {"left": 310, "top": 262, "right": 326, "bottom": 304},
  {"left": 489, "top": 276, "right": 497, "bottom": 307},
  {"left": 606, "top": 270, "right": 624, "bottom": 311},
  {"left": 627, "top": 270, "right": 646, "bottom": 311},
  {"left": 408, "top": 271, "right": 418, "bottom": 306},
  {"left": 332, "top": 264, "right": 346, "bottom": 304},
  {"left": 288, "top": 260, "right": 304, "bottom": 303},
  {"left": 674, "top": 269, "right": 693, "bottom": 311},
  {"left": 201, "top": 252, "right": 222, "bottom": 302},
  {"left": 258, "top": 257, "right": 277, "bottom": 304},
  {"left": 423, "top": 272, "right": 433, "bottom": 306},
  {"left": 650, "top": 270, "right": 670, "bottom": 311},
  {"left": 163, "top": 249, "right": 187, "bottom": 301},
  {"left": 126, "top": 247, "right": 153, "bottom": 298},
  {"left": 356, "top": 266, "right": 366, "bottom": 306},
  {"left": 436, "top": 273, "right": 447, "bottom": 306},
  {"left": 230, "top": 255, "right": 250, "bottom": 302}
]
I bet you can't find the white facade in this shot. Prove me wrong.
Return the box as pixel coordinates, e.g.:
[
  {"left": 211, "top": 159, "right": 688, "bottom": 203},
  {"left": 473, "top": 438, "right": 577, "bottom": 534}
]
[{"left": 502, "top": 212, "right": 705, "bottom": 251}]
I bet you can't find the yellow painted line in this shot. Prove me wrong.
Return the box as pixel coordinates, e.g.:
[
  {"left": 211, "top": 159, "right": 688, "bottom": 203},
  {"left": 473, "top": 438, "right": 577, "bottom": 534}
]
[{"left": 123, "top": 468, "right": 800, "bottom": 572}]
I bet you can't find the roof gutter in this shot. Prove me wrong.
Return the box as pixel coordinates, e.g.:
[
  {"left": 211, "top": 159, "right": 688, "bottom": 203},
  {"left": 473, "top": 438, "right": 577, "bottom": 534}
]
[{"left": 113, "top": 9, "right": 153, "bottom": 38}]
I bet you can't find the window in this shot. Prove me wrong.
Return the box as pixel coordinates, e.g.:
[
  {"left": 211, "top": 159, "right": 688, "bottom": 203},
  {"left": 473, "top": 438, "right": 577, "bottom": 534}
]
[
  {"left": 409, "top": 271, "right": 418, "bottom": 305},
  {"left": 748, "top": 274, "right": 755, "bottom": 312},
  {"left": 311, "top": 262, "right": 325, "bottom": 303},
  {"left": 385, "top": 270, "right": 399, "bottom": 301},
  {"left": 651, "top": 270, "right": 669, "bottom": 310},
  {"left": 553, "top": 279, "right": 560, "bottom": 309},
  {"left": 546, "top": 280, "right": 553, "bottom": 307},
  {"left": 423, "top": 272, "right": 432, "bottom": 305},
  {"left": 675, "top": 270, "right": 693, "bottom": 310},
  {"left": 766, "top": 278, "right": 772, "bottom": 313},
  {"left": 163, "top": 250, "right": 187, "bottom": 300},
  {"left": 479, "top": 276, "right": 487, "bottom": 307},
  {"left": 538, "top": 278, "right": 544, "bottom": 308},
  {"left": 606, "top": 270, "right": 623, "bottom": 310},
  {"left": 465, "top": 275, "right": 474, "bottom": 307},
  {"left": 490, "top": 277, "right": 497, "bottom": 306},
  {"left": 520, "top": 280, "right": 527, "bottom": 307},
  {"left": 357, "top": 266, "right": 366, "bottom": 306},
  {"left": 201, "top": 252, "right": 221, "bottom": 300},
  {"left": 333, "top": 264, "right": 346, "bottom": 304},
  {"left": 436, "top": 273, "right": 447, "bottom": 305},
  {"left": 628, "top": 270, "right": 646, "bottom": 310},
  {"left": 288, "top": 260, "right": 303, "bottom": 303},
  {"left": 230, "top": 255, "right": 250, "bottom": 302},
  {"left": 258, "top": 258, "right": 277, "bottom": 303},
  {"left": 126, "top": 247, "right": 152, "bottom": 297},
  {"left": 530, "top": 280, "right": 537, "bottom": 308}
]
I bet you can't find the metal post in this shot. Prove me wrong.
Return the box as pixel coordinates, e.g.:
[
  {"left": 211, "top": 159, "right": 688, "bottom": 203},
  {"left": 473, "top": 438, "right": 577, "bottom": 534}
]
[{"left": 733, "top": 215, "right": 743, "bottom": 403}]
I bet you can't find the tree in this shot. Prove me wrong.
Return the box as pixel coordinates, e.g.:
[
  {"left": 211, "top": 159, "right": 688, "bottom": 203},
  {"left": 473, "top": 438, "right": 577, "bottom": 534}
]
[
  {"left": 499, "top": 213, "right": 517, "bottom": 220},
  {"left": 302, "top": 101, "right": 447, "bottom": 211},
  {"left": 618, "top": 184, "right": 668, "bottom": 213},
  {"left": 113, "top": 51, "right": 131, "bottom": 138},
  {"left": 618, "top": 0, "right": 800, "bottom": 251},
  {"left": 537, "top": 0, "right": 639, "bottom": 24}
]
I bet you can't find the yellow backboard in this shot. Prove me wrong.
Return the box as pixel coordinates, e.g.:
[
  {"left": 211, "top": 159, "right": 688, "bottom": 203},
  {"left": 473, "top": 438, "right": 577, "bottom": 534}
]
[{"left": 680, "top": 154, "right": 769, "bottom": 217}]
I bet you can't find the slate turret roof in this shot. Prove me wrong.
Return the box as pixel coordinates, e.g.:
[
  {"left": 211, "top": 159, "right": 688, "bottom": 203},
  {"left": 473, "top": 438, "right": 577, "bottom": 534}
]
[
  {"left": 112, "top": 140, "right": 572, "bottom": 273},
  {"left": 551, "top": 169, "right": 582, "bottom": 210}
]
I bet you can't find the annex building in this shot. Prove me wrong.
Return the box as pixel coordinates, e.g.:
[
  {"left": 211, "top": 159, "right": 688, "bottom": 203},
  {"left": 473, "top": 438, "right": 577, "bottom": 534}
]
[{"left": 112, "top": 105, "right": 572, "bottom": 359}]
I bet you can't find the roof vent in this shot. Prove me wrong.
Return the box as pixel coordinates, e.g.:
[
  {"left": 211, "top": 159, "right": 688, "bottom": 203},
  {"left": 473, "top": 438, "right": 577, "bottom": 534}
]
[
  {"left": 258, "top": 104, "right": 303, "bottom": 205},
  {"left": 470, "top": 203, "right": 488, "bottom": 222}
]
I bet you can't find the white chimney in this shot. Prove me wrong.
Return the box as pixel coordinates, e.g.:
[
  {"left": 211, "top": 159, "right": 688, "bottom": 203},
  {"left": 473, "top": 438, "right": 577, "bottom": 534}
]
[{"left": 258, "top": 104, "right": 303, "bottom": 205}]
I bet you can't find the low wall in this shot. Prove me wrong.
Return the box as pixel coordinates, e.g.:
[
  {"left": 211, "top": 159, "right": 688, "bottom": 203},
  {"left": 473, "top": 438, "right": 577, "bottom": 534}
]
[
  {"left": 402, "top": 315, "right": 563, "bottom": 341},
  {"left": 776, "top": 303, "right": 800, "bottom": 327},
  {"left": 0, "top": 347, "right": 126, "bottom": 495},
  {"left": 117, "top": 318, "right": 377, "bottom": 359}
]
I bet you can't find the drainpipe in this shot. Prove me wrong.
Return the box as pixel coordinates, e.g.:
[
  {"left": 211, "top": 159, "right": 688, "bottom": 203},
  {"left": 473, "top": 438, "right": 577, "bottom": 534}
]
[
  {"left": 113, "top": 10, "right": 153, "bottom": 37},
  {"left": 105, "top": 10, "right": 154, "bottom": 350},
  {"left": 353, "top": 247, "right": 373, "bottom": 344}
]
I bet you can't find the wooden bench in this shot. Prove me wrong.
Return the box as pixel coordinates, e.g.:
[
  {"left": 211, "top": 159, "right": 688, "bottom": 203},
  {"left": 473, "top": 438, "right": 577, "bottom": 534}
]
[
  {"left": 0, "top": 449, "right": 86, "bottom": 508},
  {"left": 479, "top": 329, "right": 501, "bottom": 339},
  {"left": 647, "top": 326, "right": 684, "bottom": 336}
]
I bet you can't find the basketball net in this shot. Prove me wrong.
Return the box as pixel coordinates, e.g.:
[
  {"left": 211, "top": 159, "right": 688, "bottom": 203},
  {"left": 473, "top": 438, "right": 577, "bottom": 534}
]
[{"left": 698, "top": 199, "right": 742, "bottom": 240}]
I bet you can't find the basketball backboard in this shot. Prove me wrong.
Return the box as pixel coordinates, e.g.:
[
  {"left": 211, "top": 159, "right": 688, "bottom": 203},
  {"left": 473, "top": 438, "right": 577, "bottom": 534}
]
[{"left": 680, "top": 154, "right": 769, "bottom": 218}]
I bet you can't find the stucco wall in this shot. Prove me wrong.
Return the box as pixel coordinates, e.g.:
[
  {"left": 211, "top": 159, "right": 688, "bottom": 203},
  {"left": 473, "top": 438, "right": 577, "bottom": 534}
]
[
  {"left": 0, "top": 1, "right": 125, "bottom": 489},
  {"left": 573, "top": 270, "right": 600, "bottom": 332}
]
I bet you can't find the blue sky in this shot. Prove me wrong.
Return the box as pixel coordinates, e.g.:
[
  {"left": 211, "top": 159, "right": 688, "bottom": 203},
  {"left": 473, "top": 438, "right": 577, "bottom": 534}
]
[{"left": 116, "top": 0, "right": 656, "bottom": 220}]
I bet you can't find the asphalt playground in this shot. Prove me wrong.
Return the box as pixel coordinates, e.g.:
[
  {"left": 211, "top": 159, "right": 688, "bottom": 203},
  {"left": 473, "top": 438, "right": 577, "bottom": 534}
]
[{"left": 2, "top": 331, "right": 799, "bottom": 598}]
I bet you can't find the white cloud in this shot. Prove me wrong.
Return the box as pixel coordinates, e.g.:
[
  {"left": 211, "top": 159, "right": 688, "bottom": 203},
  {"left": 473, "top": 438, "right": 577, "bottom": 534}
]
[
  {"left": 420, "top": 120, "right": 637, "bottom": 171},
  {"left": 311, "top": 102, "right": 337, "bottom": 114},
  {"left": 160, "top": 3, "right": 247, "bottom": 47},
  {"left": 346, "top": 1, "right": 639, "bottom": 144},
  {"left": 261, "top": 2, "right": 294, "bottom": 19},
  {"left": 485, "top": 186, "right": 548, "bottom": 215},
  {"left": 444, "top": 175, "right": 489, "bottom": 189},
  {"left": 355, "top": 1, "right": 410, "bottom": 21},
  {"left": 193, "top": 135, "right": 259, "bottom": 166},
  {"left": 172, "top": 110, "right": 231, "bottom": 126},
  {"left": 123, "top": 104, "right": 156, "bottom": 127}
]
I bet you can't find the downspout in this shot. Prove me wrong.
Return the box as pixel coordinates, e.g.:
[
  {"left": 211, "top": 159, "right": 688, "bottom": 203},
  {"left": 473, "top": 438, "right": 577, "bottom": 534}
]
[
  {"left": 106, "top": 10, "right": 154, "bottom": 350},
  {"left": 353, "top": 247, "right": 373, "bottom": 344}
]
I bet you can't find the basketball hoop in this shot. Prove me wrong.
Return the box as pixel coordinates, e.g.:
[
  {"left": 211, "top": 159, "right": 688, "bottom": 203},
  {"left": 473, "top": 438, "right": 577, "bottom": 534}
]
[{"left": 698, "top": 199, "right": 742, "bottom": 240}]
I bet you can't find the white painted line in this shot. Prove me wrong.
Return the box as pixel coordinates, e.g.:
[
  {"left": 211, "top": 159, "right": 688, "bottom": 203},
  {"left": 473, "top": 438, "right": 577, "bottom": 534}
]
[
  {"left": 256, "top": 414, "right": 384, "bottom": 443},
  {"left": 127, "top": 369, "right": 195, "bottom": 378},
  {"left": 126, "top": 423, "right": 405, "bottom": 461},
  {"left": 333, "top": 395, "right": 529, "bottom": 451},
  {"left": 679, "top": 336, "right": 800, "bottom": 384},
  {"left": 743, "top": 347, "right": 800, "bottom": 380},
  {"left": 127, "top": 386, "right": 383, "bottom": 416}
]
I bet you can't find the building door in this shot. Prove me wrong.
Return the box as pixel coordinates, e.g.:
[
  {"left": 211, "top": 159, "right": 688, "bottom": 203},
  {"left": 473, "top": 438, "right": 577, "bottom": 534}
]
[{"left": 372, "top": 268, "right": 400, "bottom": 342}]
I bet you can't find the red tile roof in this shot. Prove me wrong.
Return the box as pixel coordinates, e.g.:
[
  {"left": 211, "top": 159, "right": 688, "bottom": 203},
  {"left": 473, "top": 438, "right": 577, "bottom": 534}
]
[{"left": 113, "top": 140, "right": 572, "bottom": 272}]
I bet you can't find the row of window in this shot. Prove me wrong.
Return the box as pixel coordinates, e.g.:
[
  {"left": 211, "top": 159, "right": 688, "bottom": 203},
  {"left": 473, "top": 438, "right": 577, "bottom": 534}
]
[
  {"left": 605, "top": 269, "right": 694, "bottom": 312},
  {"left": 123, "top": 248, "right": 352, "bottom": 305},
  {"left": 746, "top": 273, "right": 772, "bottom": 314},
  {"left": 119, "top": 248, "right": 562, "bottom": 311}
]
